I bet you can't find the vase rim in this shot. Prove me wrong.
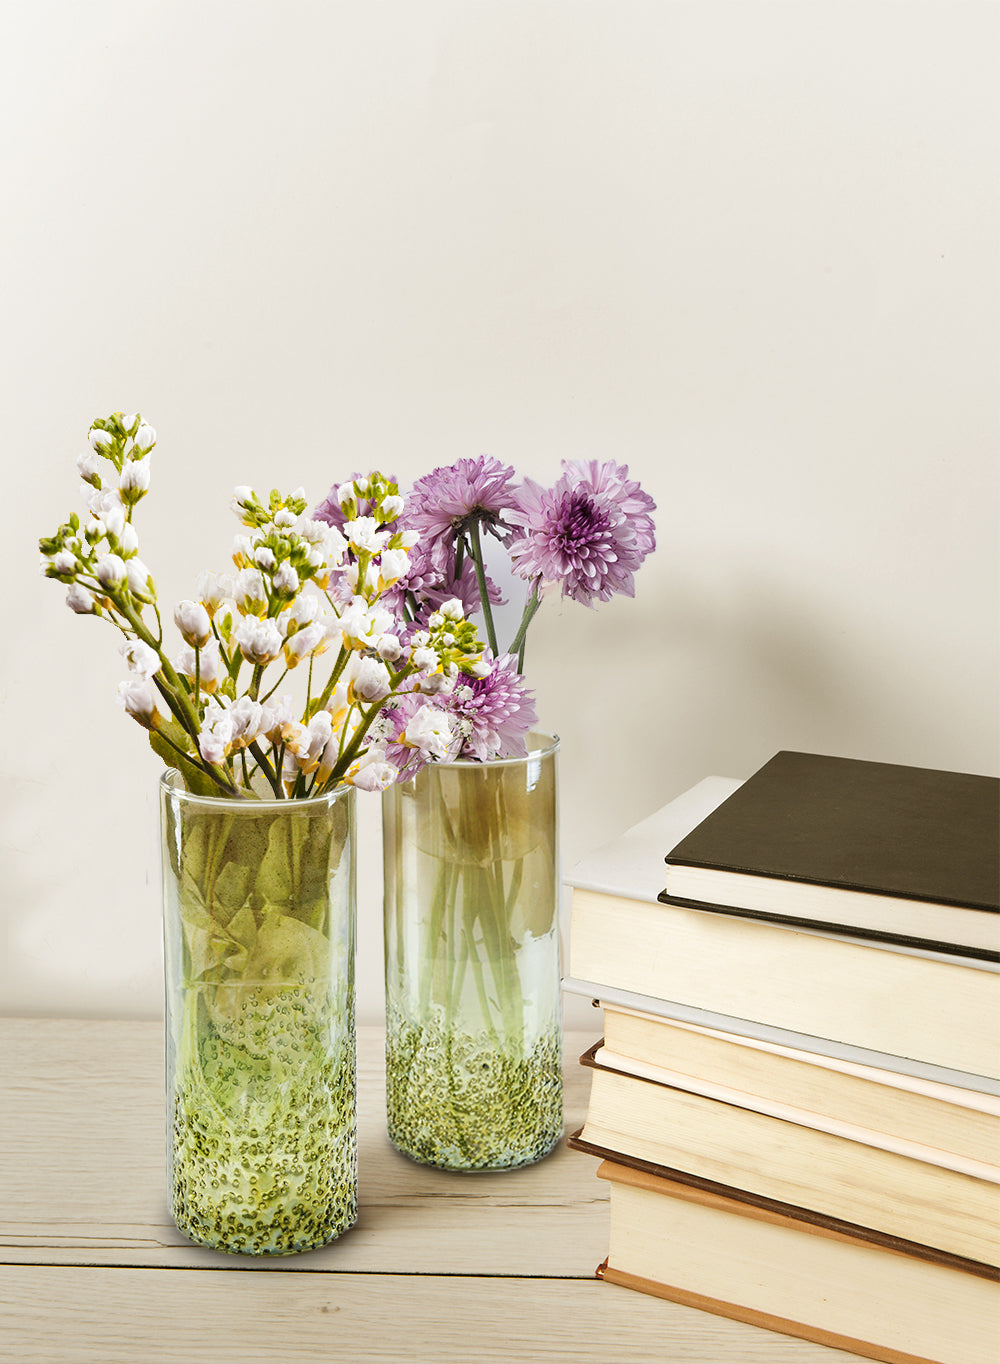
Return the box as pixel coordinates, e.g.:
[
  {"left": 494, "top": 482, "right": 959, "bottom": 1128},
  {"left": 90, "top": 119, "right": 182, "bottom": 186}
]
[
  {"left": 443, "top": 730, "right": 560, "bottom": 769},
  {"left": 159, "top": 767, "right": 355, "bottom": 809}
]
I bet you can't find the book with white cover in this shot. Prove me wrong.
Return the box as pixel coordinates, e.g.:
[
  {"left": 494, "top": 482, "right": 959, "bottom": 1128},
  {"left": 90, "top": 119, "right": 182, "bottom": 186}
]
[{"left": 564, "top": 779, "right": 1000, "bottom": 1084}]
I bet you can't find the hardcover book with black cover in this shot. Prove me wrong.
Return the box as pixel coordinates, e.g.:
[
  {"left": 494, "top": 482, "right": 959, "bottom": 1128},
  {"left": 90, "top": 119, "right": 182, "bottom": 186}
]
[{"left": 662, "top": 751, "right": 1000, "bottom": 959}]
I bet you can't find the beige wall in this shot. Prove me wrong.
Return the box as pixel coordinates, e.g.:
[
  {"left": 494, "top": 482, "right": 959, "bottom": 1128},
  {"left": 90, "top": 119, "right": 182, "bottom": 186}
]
[{"left": 4, "top": 1, "right": 998, "bottom": 1024}]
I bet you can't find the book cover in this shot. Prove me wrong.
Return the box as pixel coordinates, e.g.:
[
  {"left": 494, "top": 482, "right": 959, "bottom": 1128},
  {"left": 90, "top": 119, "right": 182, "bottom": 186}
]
[{"left": 662, "top": 751, "right": 1000, "bottom": 959}]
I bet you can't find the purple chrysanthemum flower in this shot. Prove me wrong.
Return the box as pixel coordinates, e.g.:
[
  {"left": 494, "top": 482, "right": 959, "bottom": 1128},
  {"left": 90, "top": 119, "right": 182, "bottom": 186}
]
[
  {"left": 391, "top": 545, "right": 504, "bottom": 622},
  {"left": 445, "top": 654, "right": 537, "bottom": 761},
  {"left": 406, "top": 456, "right": 517, "bottom": 573},
  {"left": 314, "top": 473, "right": 399, "bottom": 533},
  {"left": 506, "top": 460, "right": 656, "bottom": 606}
]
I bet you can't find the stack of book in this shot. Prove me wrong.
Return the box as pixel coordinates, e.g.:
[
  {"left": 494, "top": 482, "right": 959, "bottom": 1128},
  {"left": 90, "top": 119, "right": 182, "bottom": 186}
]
[{"left": 564, "top": 751, "right": 1000, "bottom": 1364}]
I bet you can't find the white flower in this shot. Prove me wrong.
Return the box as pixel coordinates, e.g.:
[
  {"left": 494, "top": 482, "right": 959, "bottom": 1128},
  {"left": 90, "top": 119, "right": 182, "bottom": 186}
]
[
  {"left": 119, "top": 455, "right": 151, "bottom": 503},
  {"left": 412, "top": 646, "right": 438, "bottom": 672},
  {"left": 272, "top": 562, "right": 299, "bottom": 597},
  {"left": 376, "top": 633, "right": 401, "bottom": 662},
  {"left": 121, "top": 412, "right": 138, "bottom": 435},
  {"left": 381, "top": 494, "right": 404, "bottom": 520},
  {"left": 174, "top": 599, "right": 212, "bottom": 648},
  {"left": 134, "top": 422, "right": 156, "bottom": 451},
  {"left": 233, "top": 567, "right": 267, "bottom": 615},
  {"left": 76, "top": 451, "right": 102, "bottom": 484},
  {"left": 346, "top": 516, "right": 387, "bottom": 555},
  {"left": 273, "top": 508, "right": 297, "bottom": 528},
  {"left": 348, "top": 755, "right": 397, "bottom": 792},
  {"left": 115, "top": 677, "right": 160, "bottom": 728},
  {"left": 401, "top": 703, "right": 452, "bottom": 759},
  {"left": 234, "top": 616, "right": 283, "bottom": 664},
  {"left": 259, "top": 693, "right": 297, "bottom": 744},
  {"left": 439, "top": 598, "right": 464, "bottom": 621},
  {"left": 120, "top": 639, "right": 161, "bottom": 681},
  {"left": 283, "top": 621, "right": 326, "bottom": 668},
  {"left": 125, "top": 557, "right": 155, "bottom": 601},
  {"left": 337, "top": 481, "right": 357, "bottom": 507},
  {"left": 287, "top": 591, "right": 320, "bottom": 628},
  {"left": 398, "top": 530, "right": 420, "bottom": 550},
  {"left": 89, "top": 428, "right": 113, "bottom": 452},
  {"left": 118, "top": 522, "right": 139, "bottom": 555},
  {"left": 376, "top": 548, "right": 409, "bottom": 591},
  {"left": 90, "top": 489, "right": 126, "bottom": 539},
  {"left": 348, "top": 654, "right": 391, "bottom": 703},
  {"left": 232, "top": 533, "right": 255, "bottom": 566},
  {"left": 253, "top": 545, "right": 276, "bottom": 570},
  {"left": 66, "top": 583, "right": 95, "bottom": 614},
  {"left": 198, "top": 704, "right": 234, "bottom": 765},
  {"left": 417, "top": 671, "right": 451, "bottom": 695},
  {"left": 95, "top": 553, "right": 127, "bottom": 588},
  {"left": 196, "top": 569, "right": 234, "bottom": 616},
  {"left": 228, "top": 695, "right": 263, "bottom": 749},
  {"left": 52, "top": 549, "right": 76, "bottom": 575},
  {"left": 175, "top": 639, "right": 223, "bottom": 692}
]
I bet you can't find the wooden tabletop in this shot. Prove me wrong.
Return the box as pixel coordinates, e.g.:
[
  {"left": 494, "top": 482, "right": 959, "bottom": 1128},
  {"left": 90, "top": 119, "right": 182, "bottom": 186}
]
[{"left": 0, "top": 1018, "right": 867, "bottom": 1362}]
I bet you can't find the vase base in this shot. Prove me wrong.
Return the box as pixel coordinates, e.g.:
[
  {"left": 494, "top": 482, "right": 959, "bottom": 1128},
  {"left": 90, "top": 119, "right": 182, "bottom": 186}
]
[{"left": 386, "top": 1129, "right": 563, "bottom": 1174}]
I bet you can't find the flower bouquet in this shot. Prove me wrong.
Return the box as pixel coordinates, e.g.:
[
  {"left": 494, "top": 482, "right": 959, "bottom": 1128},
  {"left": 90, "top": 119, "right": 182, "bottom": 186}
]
[
  {"left": 39, "top": 413, "right": 489, "bottom": 1251},
  {"left": 317, "top": 455, "right": 657, "bottom": 1170}
]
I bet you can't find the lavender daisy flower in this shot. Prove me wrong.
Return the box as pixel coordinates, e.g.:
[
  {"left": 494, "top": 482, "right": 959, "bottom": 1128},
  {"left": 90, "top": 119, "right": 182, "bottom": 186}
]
[
  {"left": 445, "top": 653, "right": 538, "bottom": 761},
  {"left": 406, "top": 456, "right": 517, "bottom": 572},
  {"left": 507, "top": 459, "right": 656, "bottom": 607}
]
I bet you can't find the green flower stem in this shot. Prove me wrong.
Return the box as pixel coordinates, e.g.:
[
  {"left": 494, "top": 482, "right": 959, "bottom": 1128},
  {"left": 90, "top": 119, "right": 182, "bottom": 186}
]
[
  {"left": 467, "top": 519, "right": 498, "bottom": 656},
  {"left": 248, "top": 741, "right": 283, "bottom": 797},
  {"left": 508, "top": 579, "right": 542, "bottom": 673}
]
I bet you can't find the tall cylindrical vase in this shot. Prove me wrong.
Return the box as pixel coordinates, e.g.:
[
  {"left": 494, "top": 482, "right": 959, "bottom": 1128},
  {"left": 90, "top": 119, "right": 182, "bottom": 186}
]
[
  {"left": 160, "top": 771, "right": 357, "bottom": 1255},
  {"left": 382, "top": 733, "right": 563, "bottom": 1170}
]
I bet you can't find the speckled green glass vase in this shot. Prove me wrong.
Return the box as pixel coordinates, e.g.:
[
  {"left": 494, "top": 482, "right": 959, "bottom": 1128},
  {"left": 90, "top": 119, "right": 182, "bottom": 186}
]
[
  {"left": 160, "top": 771, "right": 357, "bottom": 1255},
  {"left": 382, "top": 733, "right": 563, "bottom": 1171}
]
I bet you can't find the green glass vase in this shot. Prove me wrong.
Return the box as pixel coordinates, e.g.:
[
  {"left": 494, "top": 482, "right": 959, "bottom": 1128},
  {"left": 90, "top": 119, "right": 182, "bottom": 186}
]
[
  {"left": 382, "top": 733, "right": 563, "bottom": 1170},
  {"left": 160, "top": 770, "right": 357, "bottom": 1254}
]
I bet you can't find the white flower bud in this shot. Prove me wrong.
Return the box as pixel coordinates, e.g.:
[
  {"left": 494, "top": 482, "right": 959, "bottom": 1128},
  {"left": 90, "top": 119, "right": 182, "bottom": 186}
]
[
  {"left": 89, "top": 428, "right": 113, "bottom": 452},
  {"left": 66, "top": 583, "right": 95, "bottom": 614},
  {"left": 272, "top": 562, "right": 299, "bottom": 597},
  {"left": 273, "top": 509, "right": 298, "bottom": 528},
  {"left": 233, "top": 567, "right": 267, "bottom": 615},
  {"left": 174, "top": 599, "right": 211, "bottom": 648},
  {"left": 118, "top": 522, "right": 140, "bottom": 555},
  {"left": 253, "top": 545, "right": 276, "bottom": 570},
  {"left": 121, "top": 412, "right": 139, "bottom": 435},
  {"left": 381, "top": 494, "right": 404, "bottom": 520},
  {"left": 196, "top": 569, "right": 233, "bottom": 616},
  {"left": 126, "top": 557, "right": 155, "bottom": 601},
  {"left": 115, "top": 677, "right": 160, "bottom": 727},
  {"left": 377, "top": 548, "right": 409, "bottom": 589},
  {"left": 175, "top": 639, "right": 223, "bottom": 692},
  {"left": 76, "top": 451, "right": 102, "bottom": 484},
  {"left": 283, "top": 621, "right": 326, "bottom": 668},
  {"left": 120, "top": 639, "right": 161, "bottom": 681},
  {"left": 119, "top": 455, "right": 151, "bottom": 503},
  {"left": 52, "top": 550, "right": 76, "bottom": 575},
  {"left": 349, "top": 760, "right": 397, "bottom": 792},
  {"left": 376, "top": 633, "right": 402, "bottom": 661},
  {"left": 348, "top": 655, "right": 391, "bottom": 703},
  {"left": 95, "top": 553, "right": 127, "bottom": 588},
  {"left": 439, "top": 599, "right": 465, "bottom": 621},
  {"left": 134, "top": 423, "right": 156, "bottom": 451}
]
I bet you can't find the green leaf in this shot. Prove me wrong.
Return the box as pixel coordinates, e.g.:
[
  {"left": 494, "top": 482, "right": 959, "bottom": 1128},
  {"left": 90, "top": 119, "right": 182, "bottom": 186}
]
[{"left": 149, "top": 727, "right": 219, "bottom": 798}]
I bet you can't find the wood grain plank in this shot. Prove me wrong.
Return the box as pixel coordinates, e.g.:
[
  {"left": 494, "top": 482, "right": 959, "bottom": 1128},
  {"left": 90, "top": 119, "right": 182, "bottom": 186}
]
[
  {"left": 0, "top": 1020, "right": 608, "bottom": 1275},
  {"left": 0, "top": 1266, "right": 870, "bottom": 1363}
]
